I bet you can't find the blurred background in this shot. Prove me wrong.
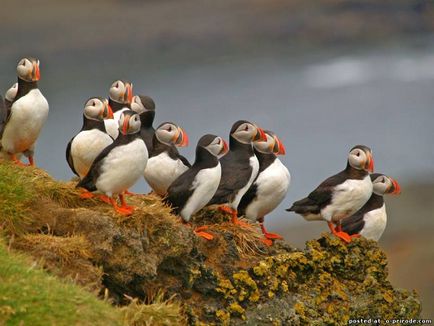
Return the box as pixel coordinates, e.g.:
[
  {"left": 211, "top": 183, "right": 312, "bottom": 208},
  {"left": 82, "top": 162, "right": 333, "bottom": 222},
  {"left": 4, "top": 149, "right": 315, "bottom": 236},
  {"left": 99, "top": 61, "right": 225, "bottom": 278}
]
[{"left": 1, "top": 0, "right": 433, "bottom": 318}]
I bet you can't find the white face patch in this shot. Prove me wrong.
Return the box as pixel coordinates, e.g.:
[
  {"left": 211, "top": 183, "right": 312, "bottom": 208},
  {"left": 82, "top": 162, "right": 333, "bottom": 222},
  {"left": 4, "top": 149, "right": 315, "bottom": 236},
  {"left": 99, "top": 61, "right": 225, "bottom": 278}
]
[
  {"left": 16, "top": 58, "right": 33, "bottom": 81},
  {"left": 232, "top": 123, "right": 257, "bottom": 144},
  {"left": 155, "top": 123, "right": 179, "bottom": 145}
]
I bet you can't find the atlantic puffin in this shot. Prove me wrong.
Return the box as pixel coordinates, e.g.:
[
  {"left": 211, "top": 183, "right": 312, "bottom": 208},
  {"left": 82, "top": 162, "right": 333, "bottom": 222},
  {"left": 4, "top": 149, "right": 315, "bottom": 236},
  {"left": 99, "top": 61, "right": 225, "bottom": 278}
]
[
  {"left": 77, "top": 110, "right": 148, "bottom": 215},
  {"left": 144, "top": 122, "right": 190, "bottom": 196},
  {"left": 341, "top": 173, "right": 400, "bottom": 241},
  {"left": 66, "top": 97, "right": 114, "bottom": 180},
  {"left": 286, "top": 145, "right": 374, "bottom": 243},
  {"left": 104, "top": 79, "right": 134, "bottom": 139},
  {"left": 130, "top": 95, "right": 156, "bottom": 150},
  {"left": 207, "top": 120, "right": 267, "bottom": 225},
  {"left": 165, "top": 134, "right": 228, "bottom": 239},
  {"left": 238, "top": 130, "right": 290, "bottom": 244},
  {"left": 0, "top": 57, "right": 49, "bottom": 166}
]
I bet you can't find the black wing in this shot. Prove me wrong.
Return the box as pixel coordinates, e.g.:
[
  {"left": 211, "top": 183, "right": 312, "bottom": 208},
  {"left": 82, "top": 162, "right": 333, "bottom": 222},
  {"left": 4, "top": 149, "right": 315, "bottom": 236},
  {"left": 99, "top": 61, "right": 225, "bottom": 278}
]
[
  {"left": 65, "top": 138, "right": 78, "bottom": 176},
  {"left": 178, "top": 154, "right": 191, "bottom": 168},
  {"left": 164, "top": 168, "right": 197, "bottom": 214},
  {"left": 208, "top": 153, "right": 255, "bottom": 205},
  {"left": 0, "top": 95, "right": 11, "bottom": 138},
  {"left": 238, "top": 182, "right": 258, "bottom": 216},
  {"left": 341, "top": 211, "right": 365, "bottom": 235}
]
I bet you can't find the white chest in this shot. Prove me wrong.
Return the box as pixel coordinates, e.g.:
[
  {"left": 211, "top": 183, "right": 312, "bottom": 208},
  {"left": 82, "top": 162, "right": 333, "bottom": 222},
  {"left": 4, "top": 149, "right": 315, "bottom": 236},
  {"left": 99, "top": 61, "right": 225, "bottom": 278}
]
[
  {"left": 2, "top": 89, "right": 49, "bottom": 153},
  {"left": 96, "top": 139, "right": 148, "bottom": 195},
  {"left": 231, "top": 155, "right": 260, "bottom": 209},
  {"left": 322, "top": 175, "right": 373, "bottom": 222},
  {"left": 181, "top": 164, "right": 222, "bottom": 221},
  {"left": 360, "top": 204, "right": 387, "bottom": 241}
]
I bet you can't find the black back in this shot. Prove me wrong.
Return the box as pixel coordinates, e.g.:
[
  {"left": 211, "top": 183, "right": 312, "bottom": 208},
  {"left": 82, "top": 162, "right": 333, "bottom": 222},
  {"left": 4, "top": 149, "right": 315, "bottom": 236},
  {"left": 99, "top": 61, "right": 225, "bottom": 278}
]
[
  {"left": 207, "top": 133, "right": 255, "bottom": 206},
  {"left": 76, "top": 131, "right": 140, "bottom": 191},
  {"left": 341, "top": 194, "right": 384, "bottom": 235},
  {"left": 238, "top": 149, "right": 277, "bottom": 216},
  {"left": 287, "top": 164, "right": 369, "bottom": 215},
  {"left": 109, "top": 98, "right": 130, "bottom": 112},
  {"left": 165, "top": 135, "right": 220, "bottom": 214}
]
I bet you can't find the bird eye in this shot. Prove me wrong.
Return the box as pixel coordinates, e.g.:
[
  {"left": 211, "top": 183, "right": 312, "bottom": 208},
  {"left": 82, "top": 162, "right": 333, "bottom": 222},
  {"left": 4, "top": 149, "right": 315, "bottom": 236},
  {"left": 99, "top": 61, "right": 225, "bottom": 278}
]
[
  {"left": 167, "top": 126, "right": 172, "bottom": 132},
  {"left": 22, "top": 60, "right": 26, "bottom": 66},
  {"left": 356, "top": 152, "right": 360, "bottom": 157},
  {"left": 115, "top": 82, "right": 119, "bottom": 88},
  {"left": 244, "top": 125, "right": 249, "bottom": 131}
]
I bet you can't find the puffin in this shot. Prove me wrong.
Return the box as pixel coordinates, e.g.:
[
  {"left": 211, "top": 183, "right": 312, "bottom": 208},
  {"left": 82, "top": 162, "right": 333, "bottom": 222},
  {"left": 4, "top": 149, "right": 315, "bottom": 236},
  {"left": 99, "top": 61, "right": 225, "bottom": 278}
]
[
  {"left": 130, "top": 95, "right": 156, "bottom": 150},
  {"left": 4, "top": 83, "right": 18, "bottom": 109},
  {"left": 66, "top": 97, "right": 114, "bottom": 181},
  {"left": 165, "top": 134, "right": 228, "bottom": 239},
  {"left": 0, "top": 57, "right": 49, "bottom": 166},
  {"left": 144, "top": 121, "right": 190, "bottom": 196},
  {"left": 104, "top": 79, "right": 134, "bottom": 139},
  {"left": 207, "top": 120, "right": 267, "bottom": 225},
  {"left": 77, "top": 110, "right": 148, "bottom": 215},
  {"left": 286, "top": 145, "right": 374, "bottom": 243},
  {"left": 341, "top": 173, "right": 400, "bottom": 241},
  {"left": 238, "top": 130, "right": 290, "bottom": 244}
]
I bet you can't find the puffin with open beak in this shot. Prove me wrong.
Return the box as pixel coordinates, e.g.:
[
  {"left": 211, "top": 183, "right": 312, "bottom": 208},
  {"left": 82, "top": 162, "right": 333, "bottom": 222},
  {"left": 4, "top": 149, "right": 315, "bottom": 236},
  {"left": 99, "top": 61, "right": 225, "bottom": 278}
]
[
  {"left": 207, "top": 120, "right": 267, "bottom": 225},
  {"left": 341, "top": 173, "right": 400, "bottom": 241},
  {"left": 144, "top": 121, "right": 190, "bottom": 196},
  {"left": 238, "top": 130, "right": 290, "bottom": 245},
  {"left": 130, "top": 95, "right": 156, "bottom": 151},
  {"left": 77, "top": 110, "right": 148, "bottom": 215},
  {"left": 165, "top": 134, "right": 228, "bottom": 240},
  {"left": 286, "top": 145, "right": 374, "bottom": 243},
  {"left": 66, "top": 97, "right": 114, "bottom": 182},
  {"left": 0, "top": 57, "right": 49, "bottom": 166}
]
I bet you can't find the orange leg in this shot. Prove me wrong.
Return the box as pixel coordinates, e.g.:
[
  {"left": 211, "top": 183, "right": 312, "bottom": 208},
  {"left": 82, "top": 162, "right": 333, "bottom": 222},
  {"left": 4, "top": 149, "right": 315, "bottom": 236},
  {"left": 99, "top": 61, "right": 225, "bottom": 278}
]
[
  {"left": 218, "top": 205, "right": 251, "bottom": 227},
  {"left": 260, "top": 222, "right": 283, "bottom": 240},
  {"left": 181, "top": 222, "right": 214, "bottom": 240},
  {"left": 327, "top": 222, "right": 351, "bottom": 243},
  {"left": 98, "top": 194, "right": 112, "bottom": 204},
  {"left": 124, "top": 190, "right": 142, "bottom": 196},
  {"left": 28, "top": 156, "right": 35, "bottom": 167},
  {"left": 79, "top": 189, "right": 95, "bottom": 199},
  {"left": 109, "top": 195, "right": 134, "bottom": 216},
  {"left": 350, "top": 234, "right": 361, "bottom": 239},
  {"left": 10, "top": 154, "right": 27, "bottom": 167}
]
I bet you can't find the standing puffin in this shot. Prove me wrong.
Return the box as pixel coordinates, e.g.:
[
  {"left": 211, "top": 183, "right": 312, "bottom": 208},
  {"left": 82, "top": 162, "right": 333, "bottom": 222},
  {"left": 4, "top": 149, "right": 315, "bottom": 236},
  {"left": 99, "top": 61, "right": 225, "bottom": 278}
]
[
  {"left": 66, "top": 97, "right": 114, "bottom": 181},
  {"left": 207, "top": 120, "right": 267, "bottom": 225},
  {"left": 341, "top": 173, "right": 400, "bottom": 241},
  {"left": 130, "top": 95, "right": 156, "bottom": 150},
  {"left": 238, "top": 130, "right": 290, "bottom": 244},
  {"left": 286, "top": 145, "right": 374, "bottom": 243},
  {"left": 77, "top": 110, "right": 148, "bottom": 215},
  {"left": 144, "top": 122, "right": 190, "bottom": 196},
  {"left": 165, "top": 134, "right": 228, "bottom": 239},
  {"left": 0, "top": 57, "right": 49, "bottom": 166}
]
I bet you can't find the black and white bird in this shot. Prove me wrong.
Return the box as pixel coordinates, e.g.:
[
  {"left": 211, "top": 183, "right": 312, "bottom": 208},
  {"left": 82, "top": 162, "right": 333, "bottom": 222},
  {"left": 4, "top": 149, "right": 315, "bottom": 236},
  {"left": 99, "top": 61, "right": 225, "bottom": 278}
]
[
  {"left": 130, "top": 95, "right": 156, "bottom": 150},
  {"left": 165, "top": 134, "right": 228, "bottom": 239},
  {"left": 238, "top": 130, "right": 290, "bottom": 244},
  {"left": 207, "top": 120, "right": 267, "bottom": 225},
  {"left": 144, "top": 122, "right": 190, "bottom": 196},
  {"left": 341, "top": 173, "right": 400, "bottom": 241},
  {"left": 0, "top": 57, "right": 49, "bottom": 166},
  {"left": 77, "top": 110, "right": 148, "bottom": 215},
  {"left": 66, "top": 97, "right": 114, "bottom": 181},
  {"left": 286, "top": 145, "right": 374, "bottom": 243},
  {"left": 104, "top": 79, "right": 134, "bottom": 139}
]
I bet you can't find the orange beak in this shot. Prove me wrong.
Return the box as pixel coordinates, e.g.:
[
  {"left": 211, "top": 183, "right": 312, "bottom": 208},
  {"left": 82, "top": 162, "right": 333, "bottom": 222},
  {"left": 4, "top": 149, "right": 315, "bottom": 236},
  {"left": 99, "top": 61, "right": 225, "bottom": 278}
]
[
  {"left": 122, "top": 116, "right": 130, "bottom": 134},
  {"left": 274, "top": 136, "right": 286, "bottom": 155},
  {"left": 366, "top": 153, "right": 374, "bottom": 173},
  {"left": 175, "top": 128, "right": 189, "bottom": 147},
  {"left": 126, "top": 84, "right": 133, "bottom": 104},
  {"left": 254, "top": 127, "right": 267, "bottom": 142},
  {"left": 220, "top": 139, "right": 229, "bottom": 155},
  {"left": 33, "top": 62, "right": 40, "bottom": 81},
  {"left": 107, "top": 104, "right": 114, "bottom": 119},
  {"left": 390, "top": 178, "right": 401, "bottom": 195}
]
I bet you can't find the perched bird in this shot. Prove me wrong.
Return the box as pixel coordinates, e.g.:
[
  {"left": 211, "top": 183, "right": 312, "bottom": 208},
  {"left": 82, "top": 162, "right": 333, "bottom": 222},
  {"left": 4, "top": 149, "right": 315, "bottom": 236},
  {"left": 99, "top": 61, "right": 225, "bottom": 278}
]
[
  {"left": 130, "top": 95, "right": 156, "bottom": 150},
  {"left": 144, "top": 122, "right": 190, "bottom": 196},
  {"left": 66, "top": 97, "right": 114, "bottom": 181},
  {"left": 207, "top": 120, "right": 267, "bottom": 225},
  {"left": 341, "top": 173, "right": 400, "bottom": 241},
  {"left": 165, "top": 134, "right": 228, "bottom": 239},
  {"left": 286, "top": 145, "right": 374, "bottom": 243},
  {"left": 0, "top": 57, "right": 49, "bottom": 166},
  {"left": 238, "top": 130, "right": 290, "bottom": 244},
  {"left": 77, "top": 110, "right": 148, "bottom": 215},
  {"left": 4, "top": 82, "right": 18, "bottom": 109},
  {"left": 104, "top": 79, "right": 134, "bottom": 139}
]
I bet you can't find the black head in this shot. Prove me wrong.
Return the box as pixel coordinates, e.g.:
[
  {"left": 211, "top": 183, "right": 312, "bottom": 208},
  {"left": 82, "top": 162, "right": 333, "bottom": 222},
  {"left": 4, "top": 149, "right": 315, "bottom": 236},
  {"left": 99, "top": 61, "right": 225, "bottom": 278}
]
[
  {"left": 371, "top": 173, "right": 401, "bottom": 195},
  {"left": 230, "top": 120, "right": 267, "bottom": 145},
  {"left": 348, "top": 144, "right": 374, "bottom": 172},
  {"left": 197, "top": 134, "right": 228, "bottom": 157},
  {"left": 17, "top": 57, "right": 40, "bottom": 82}
]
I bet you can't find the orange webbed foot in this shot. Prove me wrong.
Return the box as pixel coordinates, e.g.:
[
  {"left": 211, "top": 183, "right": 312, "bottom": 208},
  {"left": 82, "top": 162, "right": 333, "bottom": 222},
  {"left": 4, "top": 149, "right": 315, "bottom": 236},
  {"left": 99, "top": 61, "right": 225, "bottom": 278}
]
[
  {"left": 98, "top": 195, "right": 112, "bottom": 204},
  {"left": 195, "top": 230, "right": 214, "bottom": 240},
  {"left": 350, "top": 234, "right": 361, "bottom": 239},
  {"left": 260, "top": 238, "right": 273, "bottom": 246},
  {"left": 263, "top": 232, "right": 283, "bottom": 240},
  {"left": 335, "top": 231, "right": 352, "bottom": 243},
  {"left": 79, "top": 191, "right": 95, "bottom": 199}
]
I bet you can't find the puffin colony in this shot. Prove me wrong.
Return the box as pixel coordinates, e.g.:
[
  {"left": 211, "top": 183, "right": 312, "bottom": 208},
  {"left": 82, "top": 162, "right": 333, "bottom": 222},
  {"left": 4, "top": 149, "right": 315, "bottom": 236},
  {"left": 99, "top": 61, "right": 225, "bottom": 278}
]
[{"left": 0, "top": 57, "right": 401, "bottom": 245}]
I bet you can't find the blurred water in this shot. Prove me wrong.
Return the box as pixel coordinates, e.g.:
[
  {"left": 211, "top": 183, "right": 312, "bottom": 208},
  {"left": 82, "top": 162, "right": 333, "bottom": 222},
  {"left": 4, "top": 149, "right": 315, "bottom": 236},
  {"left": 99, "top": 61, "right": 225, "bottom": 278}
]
[{"left": 1, "top": 45, "right": 434, "bottom": 232}]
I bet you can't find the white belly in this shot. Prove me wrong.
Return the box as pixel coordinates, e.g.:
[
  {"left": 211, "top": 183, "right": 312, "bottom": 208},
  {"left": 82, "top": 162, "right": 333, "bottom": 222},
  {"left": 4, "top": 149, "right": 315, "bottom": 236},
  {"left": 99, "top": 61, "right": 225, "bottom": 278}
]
[
  {"left": 144, "top": 152, "right": 189, "bottom": 195},
  {"left": 104, "top": 119, "right": 119, "bottom": 140},
  {"left": 245, "top": 159, "right": 291, "bottom": 220},
  {"left": 1, "top": 89, "right": 49, "bottom": 154},
  {"left": 181, "top": 164, "right": 221, "bottom": 221},
  {"left": 322, "top": 175, "right": 373, "bottom": 222},
  {"left": 71, "top": 129, "right": 113, "bottom": 179},
  {"left": 96, "top": 139, "right": 148, "bottom": 196},
  {"left": 360, "top": 204, "right": 387, "bottom": 241},
  {"left": 231, "top": 155, "right": 259, "bottom": 209}
]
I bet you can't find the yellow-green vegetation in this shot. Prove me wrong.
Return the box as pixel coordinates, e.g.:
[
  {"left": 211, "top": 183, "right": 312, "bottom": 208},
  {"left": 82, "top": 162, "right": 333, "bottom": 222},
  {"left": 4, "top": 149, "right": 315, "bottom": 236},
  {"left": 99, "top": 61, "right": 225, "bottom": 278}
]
[{"left": 0, "top": 161, "right": 422, "bottom": 324}]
